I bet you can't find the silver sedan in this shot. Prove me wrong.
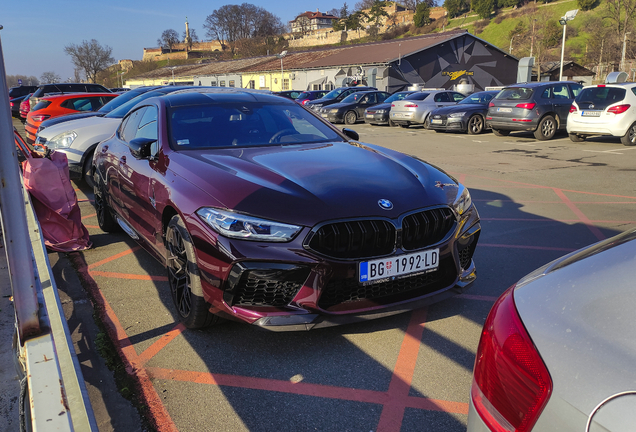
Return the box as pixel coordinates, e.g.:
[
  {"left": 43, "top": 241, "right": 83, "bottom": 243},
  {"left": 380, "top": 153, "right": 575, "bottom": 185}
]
[
  {"left": 468, "top": 227, "right": 636, "bottom": 432},
  {"left": 389, "top": 89, "right": 465, "bottom": 128}
]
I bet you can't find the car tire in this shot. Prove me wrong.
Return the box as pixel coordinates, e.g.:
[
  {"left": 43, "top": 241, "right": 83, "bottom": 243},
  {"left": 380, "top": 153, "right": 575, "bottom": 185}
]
[
  {"left": 534, "top": 115, "right": 557, "bottom": 140},
  {"left": 621, "top": 123, "right": 636, "bottom": 146},
  {"left": 93, "top": 173, "right": 120, "bottom": 233},
  {"left": 569, "top": 133, "right": 585, "bottom": 142},
  {"left": 388, "top": 119, "right": 396, "bottom": 127},
  {"left": 344, "top": 111, "right": 357, "bottom": 125},
  {"left": 492, "top": 129, "right": 510, "bottom": 137},
  {"left": 83, "top": 150, "right": 94, "bottom": 188},
  {"left": 166, "top": 215, "right": 221, "bottom": 329},
  {"left": 467, "top": 115, "right": 484, "bottom": 135}
]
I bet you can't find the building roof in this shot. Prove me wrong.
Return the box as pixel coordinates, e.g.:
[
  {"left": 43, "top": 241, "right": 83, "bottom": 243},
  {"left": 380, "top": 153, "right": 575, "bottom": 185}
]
[
  {"left": 132, "top": 30, "right": 509, "bottom": 80},
  {"left": 538, "top": 61, "right": 596, "bottom": 77},
  {"left": 291, "top": 11, "right": 338, "bottom": 23}
]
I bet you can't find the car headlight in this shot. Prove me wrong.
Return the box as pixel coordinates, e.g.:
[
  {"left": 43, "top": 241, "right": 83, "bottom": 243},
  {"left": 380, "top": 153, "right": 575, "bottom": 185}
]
[
  {"left": 197, "top": 208, "right": 302, "bottom": 242},
  {"left": 451, "top": 184, "right": 472, "bottom": 216},
  {"left": 46, "top": 131, "right": 77, "bottom": 149},
  {"left": 329, "top": 108, "right": 339, "bottom": 113},
  {"left": 448, "top": 112, "right": 466, "bottom": 118}
]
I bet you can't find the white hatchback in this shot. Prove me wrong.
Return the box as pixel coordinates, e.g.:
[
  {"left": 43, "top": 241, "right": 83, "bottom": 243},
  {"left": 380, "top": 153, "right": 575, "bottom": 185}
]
[{"left": 567, "top": 82, "right": 636, "bottom": 146}]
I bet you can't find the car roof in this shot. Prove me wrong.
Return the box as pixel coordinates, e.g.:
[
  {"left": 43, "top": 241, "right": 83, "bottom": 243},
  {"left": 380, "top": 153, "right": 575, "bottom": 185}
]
[
  {"left": 581, "top": 82, "right": 636, "bottom": 88},
  {"left": 144, "top": 88, "right": 288, "bottom": 108},
  {"left": 40, "top": 92, "right": 115, "bottom": 101},
  {"left": 505, "top": 81, "right": 580, "bottom": 88}
]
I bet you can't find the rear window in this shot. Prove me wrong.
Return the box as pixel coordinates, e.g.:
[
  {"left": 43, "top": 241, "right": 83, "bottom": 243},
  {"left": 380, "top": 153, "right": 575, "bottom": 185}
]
[
  {"left": 576, "top": 87, "right": 627, "bottom": 110},
  {"left": 404, "top": 92, "right": 430, "bottom": 101},
  {"left": 496, "top": 87, "right": 533, "bottom": 100},
  {"left": 32, "top": 100, "right": 52, "bottom": 111}
]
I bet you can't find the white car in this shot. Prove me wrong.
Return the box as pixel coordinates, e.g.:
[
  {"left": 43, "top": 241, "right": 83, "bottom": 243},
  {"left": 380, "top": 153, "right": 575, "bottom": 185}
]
[
  {"left": 567, "top": 82, "right": 636, "bottom": 146},
  {"left": 34, "top": 86, "right": 200, "bottom": 184}
]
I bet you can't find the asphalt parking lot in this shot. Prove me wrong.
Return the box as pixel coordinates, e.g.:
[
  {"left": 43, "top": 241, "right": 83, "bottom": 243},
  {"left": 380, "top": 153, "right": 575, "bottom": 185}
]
[{"left": 14, "top": 117, "right": 636, "bottom": 431}]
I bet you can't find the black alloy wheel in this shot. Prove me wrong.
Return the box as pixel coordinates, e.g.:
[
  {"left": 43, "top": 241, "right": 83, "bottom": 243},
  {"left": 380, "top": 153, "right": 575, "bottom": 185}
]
[
  {"left": 93, "top": 174, "right": 119, "bottom": 233},
  {"left": 467, "top": 115, "right": 484, "bottom": 135},
  {"left": 492, "top": 129, "right": 510, "bottom": 137},
  {"left": 534, "top": 115, "right": 557, "bottom": 140},
  {"left": 166, "top": 215, "right": 219, "bottom": 329}
]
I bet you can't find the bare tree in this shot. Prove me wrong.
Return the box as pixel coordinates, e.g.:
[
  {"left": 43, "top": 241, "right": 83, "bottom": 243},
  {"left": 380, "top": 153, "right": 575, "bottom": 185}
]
[
  {"left": 40, "top": 71, "right": 61, "bottom": 84},
  {"left": 64, "top": 39, "right": 115, "bottom": 84},
  {"left": 157, "top": 29, "right": 180, "bottom": 53},
  {"left": 6, "top": 75, "right": 39, "bottom": 87},
  {"left": 203, "top": 3, "right": 285, "bottom": 54}
]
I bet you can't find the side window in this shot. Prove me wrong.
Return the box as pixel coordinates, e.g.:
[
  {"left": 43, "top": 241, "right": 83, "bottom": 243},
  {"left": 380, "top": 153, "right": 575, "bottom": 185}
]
[
  {"left": 541, "top": 87, "right": 552, "bottom": 99},
  {"left": 120, "top": 107, "right": 147, "bottom": 143},
  {"left": 378, "top": 93, "right": 389, "bottom": 102},
  {"left": 135, "top": 106, "right": 158, "bottom": 141},
  {"left": 434, "top": 93, "right": 450, "bottom": 102},
  {"left": 569, "top": 84, "right": 582, "bottom": 97},
  {"left": 451, "top": 92, "right": 465, "bottom": 102},
  {"left": 552, "top": 85, "right": 569, "bottom": 99},
  {"left": 71, "top": 98, "right": 93, "bottom": 111},
  {"left": 364, "top": 94, "right": 376, "bottom": 104}
]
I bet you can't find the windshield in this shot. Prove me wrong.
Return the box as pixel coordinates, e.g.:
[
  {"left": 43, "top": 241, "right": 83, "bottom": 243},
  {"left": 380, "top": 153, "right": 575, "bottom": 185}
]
[
  {"left": 384, "top": 92, "right": 411, "bottom": 103},
  {"left": 404, "top": 92, "right": 430, "bottom": 101},
  {"left": 341, "top": 93, "right": 367, "bottom": 103},
  {"left": 321, "top": 88, "right": 346, "bottom": 100},
  {"left": 98, "top": 88, "right": 155, "bottom": 113},
  {"left": 106, "top": 89, "right": 171, "bottom": 118},
  {"left": 169, "top": 101, "right": 344, "bottom": 149},
  {"left": 458, "top": 92, "right": 496, "bottom": 105},
  {"left": 576, "top": 87, "right": 627, "bottom": 109}
]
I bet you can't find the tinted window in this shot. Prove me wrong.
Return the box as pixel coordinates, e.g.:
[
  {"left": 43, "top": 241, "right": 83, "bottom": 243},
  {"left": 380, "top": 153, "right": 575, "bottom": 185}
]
[
  {"left": 497, "top": 88, "right": 533, "bottom": 100},
  {"left": 576, "top": 87, "right": 627, "bottom": 109},
  {"left": 450, "top": 92, "right": 466, "bottom": 102},
  {"left": 404, "top": 92, "right": 430, "bottom": 101},
  {"left": 384, "top": 92, "right": 413, "bottom": 103},
  {"left": 569, "top": 84, "right": 582, "bottom": 97},
  {"left": 169, "top": 102, "right": 343, "bottom": 148},
  {"left": 135, "top": 106, "right": 158, "bottom": 141},
  {"left": 458, "top": 92, "right": 496, "bottom": 104},
  {"left": 552, "top": 85, "right": 570, "bottom": 99},
  {"left": 434, "top": 93, "right": 450, "bottom": 102},
  {"left": 120, "top": 107, "right": 147, "bottom": 142},
  {"left": 98, "top": 88, "right": 154, "bottom": 113},
  {"left": 32, "top": 101, "right": 52, "bottom": 111}
]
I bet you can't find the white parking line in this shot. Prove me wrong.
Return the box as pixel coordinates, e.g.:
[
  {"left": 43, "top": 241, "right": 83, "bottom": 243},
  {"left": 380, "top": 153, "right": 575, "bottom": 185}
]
[
  {"left": 503, "top": 142, "right": 536, "bottom": 147},
  {"left": 583, "top": 147, "right": 636, "bottom": 155}
]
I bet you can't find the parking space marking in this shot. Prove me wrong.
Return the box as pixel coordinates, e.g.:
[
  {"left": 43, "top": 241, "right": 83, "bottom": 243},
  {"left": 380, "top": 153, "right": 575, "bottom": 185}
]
[
  {"left": 583, "top": 147, "right": 636, "bottom": 154},
  {"left": 137, "top": 323, "right": 185, "bottom": 367},
  {"left": 553, "top": 188, "right": 606, "bottom": 241},
  {"left": 89, "top": 271, "right": 168, "bottom": 281}
]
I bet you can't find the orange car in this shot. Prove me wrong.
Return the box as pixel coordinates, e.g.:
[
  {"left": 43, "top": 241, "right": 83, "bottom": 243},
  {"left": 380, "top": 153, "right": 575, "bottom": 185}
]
[{"left": 25, "top": 93, "right": 118, "bottom": 144}]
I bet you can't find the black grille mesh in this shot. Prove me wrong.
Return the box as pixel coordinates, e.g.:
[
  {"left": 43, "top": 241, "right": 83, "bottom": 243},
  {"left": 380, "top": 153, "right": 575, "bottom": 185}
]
[
  {"left": 307, "top": 219, "right": 396, "bottom": 259},
  {"left": 233, "top": 276, "right": 304, "bottom": 307},
  {"left": 318, "top": 257, "right": 456, "bottom": 310},
  {"left": 402, "top": 207, "right": 455, "bottom": 250}
]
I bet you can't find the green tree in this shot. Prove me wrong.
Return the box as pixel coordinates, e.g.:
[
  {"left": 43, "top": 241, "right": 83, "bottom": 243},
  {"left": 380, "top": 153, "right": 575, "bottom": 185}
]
[
  {"left": 473, "top": 0, "right": 495, "bottom": 19},
  {"left": 444, "top": 0, "right": 470, "bottom": 18},
  {"left": 413, "top": 2, "right": 432, "bottom": 27},
  {"left": 577, "top": 0, "right": 596, "bottom": 10}
]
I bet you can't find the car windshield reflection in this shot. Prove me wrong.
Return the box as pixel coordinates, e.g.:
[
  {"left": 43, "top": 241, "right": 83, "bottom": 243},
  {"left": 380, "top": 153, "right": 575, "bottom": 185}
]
[{"left": 169, "top": 102, "right": 344, "bottom": 149}]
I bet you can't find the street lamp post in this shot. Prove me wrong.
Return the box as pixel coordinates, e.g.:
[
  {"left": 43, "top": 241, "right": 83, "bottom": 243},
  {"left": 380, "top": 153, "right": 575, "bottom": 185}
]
[
  {"left": 621, "top": 32, "right": 632, "bottom": 72},
  {"left": 276, "top": 51, "right": 287, "bottom": 91},
  {"left": 169, "top": 66, "right": 176, "bottom": 85},
  {"left": 118, "top": 72, "right": 125, "bottom": 88},
  {"left": 509, "top": 35, "right": 515, "bottom": 54},
  {"left": 559, "top": 9, "right": 578, "bottom": 81}
]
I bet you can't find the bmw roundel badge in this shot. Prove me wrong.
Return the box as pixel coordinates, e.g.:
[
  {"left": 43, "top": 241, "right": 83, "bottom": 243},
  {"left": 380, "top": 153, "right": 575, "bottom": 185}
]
[{"left": 378, "top": 199, "right": 393, "bottom": 210}]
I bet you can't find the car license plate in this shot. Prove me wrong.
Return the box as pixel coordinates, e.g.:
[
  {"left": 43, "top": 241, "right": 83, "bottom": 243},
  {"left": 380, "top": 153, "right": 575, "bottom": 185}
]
[
  {"left": 431, "top": 119, "right": 443, "bottom": 124},
  {"left": 581, "top": 111, "right": 601, "bottom": 117},
  {"left": 366, "top": 114, "right": 373, "bottom": 118},
  {"left": 359, "top": 249, "right": 439, "bottom": 284},
  {"left": 497, "top": 107, "right": 512, "bottom": 113}
]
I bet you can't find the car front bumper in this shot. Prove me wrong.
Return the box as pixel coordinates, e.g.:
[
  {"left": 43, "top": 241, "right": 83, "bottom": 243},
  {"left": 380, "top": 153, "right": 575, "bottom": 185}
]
[
  {"left": 189, "top": 207, "right": 482, "bottom": 331},
  {"left": 364, "top": 112, "right": 390, "bottom": 125}
]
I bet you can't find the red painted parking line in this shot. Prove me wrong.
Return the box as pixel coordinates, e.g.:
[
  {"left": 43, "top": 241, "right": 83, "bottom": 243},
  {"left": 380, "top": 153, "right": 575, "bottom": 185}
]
[
  {"left": 82, "top": 212, "right": 97, "bottom": 220},
  {"left": 87, "top": 247, "right": 141, "bottom": 270},
  {"left": 89, "top": 271, "right": 168, "bottom": 282},
  {"left": 553, "top": 188, "right": 606, "bottom": 241},
  {"left": 137, "top": 323, "right": 185, "bottom": 367}
]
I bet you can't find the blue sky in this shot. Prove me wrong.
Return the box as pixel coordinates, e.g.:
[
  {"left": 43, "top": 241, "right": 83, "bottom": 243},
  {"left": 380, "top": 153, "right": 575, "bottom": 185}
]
[{"left": 2, "top": 0, "right": 343, "bottom": 82}]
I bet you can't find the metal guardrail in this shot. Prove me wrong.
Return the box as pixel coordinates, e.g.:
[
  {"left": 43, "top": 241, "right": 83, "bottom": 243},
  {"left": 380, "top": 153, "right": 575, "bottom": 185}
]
[{"left": 1, "top": 26, "right": 97, "bottom": 431}]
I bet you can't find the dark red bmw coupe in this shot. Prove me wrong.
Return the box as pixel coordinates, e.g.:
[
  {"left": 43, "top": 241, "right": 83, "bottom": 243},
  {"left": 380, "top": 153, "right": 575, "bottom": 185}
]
[{"left": 92, "top": 88, "right": 481, "bottom": 330}]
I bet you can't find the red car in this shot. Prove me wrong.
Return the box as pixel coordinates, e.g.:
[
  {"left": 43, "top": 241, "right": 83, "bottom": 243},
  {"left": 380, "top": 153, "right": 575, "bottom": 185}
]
[
  {"left": 19, "top": 94, "right": 33, "bottom": 123},
  {"left": 92, "top": 88, "right": 481, "bottom": 330},
  {"left": 25, "top": 93, "right": 118, "bottom": 144}
]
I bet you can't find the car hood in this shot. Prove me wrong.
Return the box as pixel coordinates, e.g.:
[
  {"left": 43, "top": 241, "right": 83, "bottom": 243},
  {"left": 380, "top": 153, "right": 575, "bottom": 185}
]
[
  {"left": 514, "top": 229, "right": 636, "bottom": 430},
  {"left": 38, "top": 116, "right": 119, "bottom": 140},
  {"left": 366, "top": 103, "right": 391, "bottom": 111},
  {"left": 168, "top": 141, "right": 458, "bottom": 227},
  {"left": 431, "top": 104, "right": 486, "bottom": 115}
]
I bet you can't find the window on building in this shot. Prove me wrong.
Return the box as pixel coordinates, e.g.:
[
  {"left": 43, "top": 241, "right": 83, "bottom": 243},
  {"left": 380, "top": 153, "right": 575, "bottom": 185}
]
[
  {"left": 312, "top": 84, "right": 322, "bottom": 90},
  {"left": 283, "top": 79, "right": 290, "bottom": 90},
  {"left": 248, "top": 80, "right": 255, "bottom": 89},
  {"left": 220, "top": 81, "right": 226, "bottom": 87},
  {"left": 211, "top": 81, "right": 217, "bottom": 86},
  {"left": 229, "top": 80, "right": 235, "bottom": 87}
]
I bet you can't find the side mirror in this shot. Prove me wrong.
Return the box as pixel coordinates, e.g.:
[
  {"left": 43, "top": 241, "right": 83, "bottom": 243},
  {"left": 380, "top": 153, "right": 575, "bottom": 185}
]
[
  {"left": 342, "top": 128, "right": 359, "bottom": 141},
  {"left": 129, "top": 137, "right": 157, "bottom": 159}
]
